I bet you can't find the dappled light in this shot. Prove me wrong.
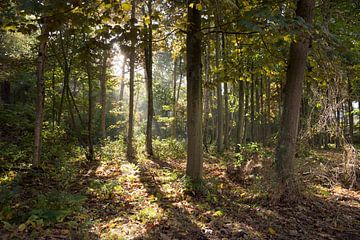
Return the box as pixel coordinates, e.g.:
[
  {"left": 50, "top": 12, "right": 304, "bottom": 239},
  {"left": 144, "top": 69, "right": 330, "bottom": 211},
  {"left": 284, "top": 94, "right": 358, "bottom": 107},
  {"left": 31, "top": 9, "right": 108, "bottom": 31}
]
[{"left": 1, "top": 0, "right": 360, "bottom": 239}]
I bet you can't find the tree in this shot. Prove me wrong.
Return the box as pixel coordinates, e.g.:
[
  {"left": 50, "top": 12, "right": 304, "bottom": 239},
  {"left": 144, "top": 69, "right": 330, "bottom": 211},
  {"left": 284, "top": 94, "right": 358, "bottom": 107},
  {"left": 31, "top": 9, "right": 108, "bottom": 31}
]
[
  {"left": 144, "top": 0, "right": 154, "bottom": 156},
  {"left": 127, "top": 0, "right": 137, "bottom": 160},
  {"left": 185, "top": 0, "right": 203, "bottom": 182},
  {"left": 33, "top": 23, "right": 49, "bottom": 166},
  {"left": 275, "top": 0, "right": 315, "bottom": 195}
]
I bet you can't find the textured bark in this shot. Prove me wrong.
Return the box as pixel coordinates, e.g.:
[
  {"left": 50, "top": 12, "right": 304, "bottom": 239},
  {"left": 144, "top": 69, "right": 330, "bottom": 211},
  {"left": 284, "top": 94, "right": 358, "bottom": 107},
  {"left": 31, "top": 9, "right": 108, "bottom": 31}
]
[
  {"left": 100, "top": 51, "right": 108, "bottom": 140},
  {"left": 144, "top": 0, "right": 154, "bottom": 156},
  {"left": 215, "top": 32, "right": 224, "bottom": 153},
  {"left": 237, "top": 80, "right": 245, "bottom": 147},
  {"left": 127, "top": 0, "right": 137, "bottom": 160},
  {"left": 172, "top": 57, "right": 177, "bottom": 139},
  {"left": 203, "top": 36, "right": 211, "bottom": 148},
  {"left": 33, "top": 26, "right": 49, "bottom": 166},
  {"left": 275, "top": 0, "right": 315, "bottom": 189},
  {"left": 224, "top": 82, "right": 229, "bottom": 148},
  {"left": 347, "top": 78, "right": 354, "bottom": 142},
  {"left": 85, "top": 50, "right": 94, "bottom": 161},
  {"left": 186, "top": 0, "right": 203, "bottom": 182}
]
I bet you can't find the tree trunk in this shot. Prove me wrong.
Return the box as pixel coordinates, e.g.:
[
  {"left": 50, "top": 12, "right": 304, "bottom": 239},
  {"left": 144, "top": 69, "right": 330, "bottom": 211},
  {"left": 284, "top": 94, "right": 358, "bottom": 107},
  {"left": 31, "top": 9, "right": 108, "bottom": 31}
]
[
  {"left": 215, "top": 32, "right": 224, "bottom": 153},
  {"left": 172, "top": 57, "right": 177, "bottom": 139},
  {"left": 347, "top": 77, "right": 354, "bottom": 142},
  {"left": 144, "top": 0, "right": 154, "bottom": 156},
  {"left": 85, "top": 49, "right": 94, "bottom": 161},
  {"left": 237, "top": 80, "right": 245, "bottom": 148},
  {"left": 100, "top": 51, "right": 108, "bottom": 140},
  {"left": 127, "top": 0, "right": 137, "bottom": 160},
  {"left": 33, "top": 26, "right": 49, "bottom": 166},
  {"left": 186, "top": 0, "right": 203, "bottom": 182},
  {"left": 275, "top": 0, "right": 315, "bottom": 193}
]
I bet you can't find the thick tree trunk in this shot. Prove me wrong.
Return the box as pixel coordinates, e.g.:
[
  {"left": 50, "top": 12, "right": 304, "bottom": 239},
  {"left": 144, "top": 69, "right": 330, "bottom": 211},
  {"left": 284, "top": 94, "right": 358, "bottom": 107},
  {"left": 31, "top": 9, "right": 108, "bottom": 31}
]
[
  {"left": 127, "top": 0, "right": 137, "bottom": 160},
  {"left": 275, "top": 0, "right": 315, "bottom": 193},
  {"left": 186, "top": 0, "right": 203, "bottom": 182},
  {"left": 33, "top": 27, "right": 49, "bottom": 166},
  {"left": 144, "top": 0, "right": 154, "bottom": 156},
  {"left": 100, "top": 51, "right": 108, "bottom": 140}
]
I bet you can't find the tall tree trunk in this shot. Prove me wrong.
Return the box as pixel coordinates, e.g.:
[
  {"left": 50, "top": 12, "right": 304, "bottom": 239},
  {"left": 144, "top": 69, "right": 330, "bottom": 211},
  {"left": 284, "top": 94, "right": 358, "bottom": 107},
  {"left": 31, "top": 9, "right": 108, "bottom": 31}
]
[
  {"left": 172, "top": 57, "right": 178, "bottom": 139},
  {"left": 33, "top": 26, "right": 49, "bottom": 166},
  {"left": 224, "top": 82, "right": 229, "bottom": 148},
  {"left": 215, "top": 32, "right": 224, "bottom": 153},
  {"left": 144, "top": 0, "right": 154, "bottom": 156},
  {"left": 127, "top": 0, "right": 137, "bottom": 160},
  {"left": 250, "top": 75, "right": 255, "bottom": 142},
  {"left": 266, "top": 77, "right": 271, "bottom": 143},
  {"left": 275, "top": 0, "right": 315, "bottom": 194},
  {"left": 347, "top": 77, "right": 354, "bottom": 142},
  {"left": 85, "top": 50, "right": 94, "bottom": 161},
  {"left": 237, "top": 80, "right": 245, "bottom": 148},
  {"left": 203, "top": 36, "right": 211, "bottom": 148},
  {"left": 186, "top": 0, "right": 203, "bottom": 182},
  {"left": 100, "top": 51, "right": 108, "bottom": 140}
]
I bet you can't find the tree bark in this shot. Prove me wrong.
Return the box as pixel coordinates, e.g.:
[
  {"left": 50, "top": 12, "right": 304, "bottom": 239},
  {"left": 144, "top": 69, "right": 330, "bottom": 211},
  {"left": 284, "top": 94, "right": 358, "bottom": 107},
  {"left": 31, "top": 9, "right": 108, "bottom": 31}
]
[
  {"left": 144, "top": 0, "right": 154, "bottom": 156},
  {"left": 127, "top": 0, "right": 137, "bottom": 160},
  {"left": 85, "top": 49, "right": 94, "bottom": 161},
  {"left": 275, "top": 0, "right": 315, "bottom": 193},
  {"left": 186, "top": 0, "right": 203, "bottom": 182},
  {"left": 33, "top": 26, "right": 49, "bottom": 166},
  {"left": 100, "top": 50, "right": 108, "bottom": 140},
  {"left": 172, "top": 57, "right": 178, "bottom": 139},
  {"left": 237, "top": 80, "right": 245, "bottom": 148},
  {"left": 215, "top": 32, "right": 224, "bottom": 153}
]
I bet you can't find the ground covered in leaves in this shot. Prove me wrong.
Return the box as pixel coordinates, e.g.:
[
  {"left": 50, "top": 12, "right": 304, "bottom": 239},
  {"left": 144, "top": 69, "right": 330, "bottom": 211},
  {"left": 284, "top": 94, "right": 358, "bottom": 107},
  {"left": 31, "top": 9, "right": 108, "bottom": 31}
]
[{"left": 1, "top": 142, "right": 359, "bottom": 240}]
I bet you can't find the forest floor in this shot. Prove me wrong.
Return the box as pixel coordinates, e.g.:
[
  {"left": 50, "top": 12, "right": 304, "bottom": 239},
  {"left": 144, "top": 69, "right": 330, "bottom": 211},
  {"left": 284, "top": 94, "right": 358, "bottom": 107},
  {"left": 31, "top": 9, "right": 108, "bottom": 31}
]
[{"left": 0, "top": 144, "right": 359, "bottom": 240}]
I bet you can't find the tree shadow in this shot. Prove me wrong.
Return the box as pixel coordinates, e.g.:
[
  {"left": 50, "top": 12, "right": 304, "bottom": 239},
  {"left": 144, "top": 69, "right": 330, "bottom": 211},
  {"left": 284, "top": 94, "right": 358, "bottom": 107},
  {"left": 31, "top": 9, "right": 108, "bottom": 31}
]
[
  {"left": 132, "top": 156, "right": 360, "bottom": 240},
  {"left": 133, "top": 157, "right": 208, "bottom": 240}
]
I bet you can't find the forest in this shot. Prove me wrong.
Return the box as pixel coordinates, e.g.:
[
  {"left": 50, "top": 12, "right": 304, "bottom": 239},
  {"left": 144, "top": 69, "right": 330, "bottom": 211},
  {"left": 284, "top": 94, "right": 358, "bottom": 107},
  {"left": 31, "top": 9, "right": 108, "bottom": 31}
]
[{"left": 0, "top": 0, "right": 359, "bottom": 239}]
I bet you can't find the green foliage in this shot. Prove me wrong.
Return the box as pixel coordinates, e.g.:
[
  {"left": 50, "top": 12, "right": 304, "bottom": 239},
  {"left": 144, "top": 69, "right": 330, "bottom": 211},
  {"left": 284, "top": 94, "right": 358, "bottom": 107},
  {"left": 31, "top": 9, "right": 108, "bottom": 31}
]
[
  {"left": 28, "top": 191, "right": 87, "bottom": 224},
  {"left": 100, "top": 138, "right": 126, "bottom": 162},
  {"left": 235, "top": 143, "right": 268, "bottom": 167},
  {"left": 87, "top": 179, "right": 124, "bottom": 199},
  {"left": 153, "top": 138, "right": 186, "bottom": 160}
]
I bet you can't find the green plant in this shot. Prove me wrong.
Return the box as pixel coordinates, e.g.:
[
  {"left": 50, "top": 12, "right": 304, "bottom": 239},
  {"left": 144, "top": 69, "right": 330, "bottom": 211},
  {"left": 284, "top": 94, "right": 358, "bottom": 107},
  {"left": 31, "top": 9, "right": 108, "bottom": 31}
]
[{"left": 153, "top": 138, "right": 186, "bottom": 160}]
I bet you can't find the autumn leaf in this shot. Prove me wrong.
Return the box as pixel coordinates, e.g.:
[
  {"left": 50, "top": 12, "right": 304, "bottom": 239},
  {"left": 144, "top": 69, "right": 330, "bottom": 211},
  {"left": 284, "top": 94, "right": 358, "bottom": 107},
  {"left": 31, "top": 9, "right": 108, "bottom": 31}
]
[{"left": 122, "top": 3, "right": 131, "bottom": 11}]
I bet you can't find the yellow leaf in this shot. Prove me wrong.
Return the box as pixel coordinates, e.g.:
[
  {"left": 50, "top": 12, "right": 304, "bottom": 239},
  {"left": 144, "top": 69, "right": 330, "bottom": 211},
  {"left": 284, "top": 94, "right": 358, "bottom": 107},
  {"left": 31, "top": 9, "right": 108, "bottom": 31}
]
[
  {"left": 18, "top": 224, "right": 26, "bottom": 232},
  {"left": 196, "top": 3, "right": 203, "bottom": 11},
  {"left": 268, "top": 227, "right": 276, "bottom": 235},
  {"left": 189, "top": 3, "right": 195, "bottom": 8},
  {"left": 121, "top": 3, "right": 131, "bottom": 11},
  {"left": 283, "top": 35, "right": 292, "bottom": 43},
  {"left": 144, "top": 15, "right": 151, "bottom": 26}
]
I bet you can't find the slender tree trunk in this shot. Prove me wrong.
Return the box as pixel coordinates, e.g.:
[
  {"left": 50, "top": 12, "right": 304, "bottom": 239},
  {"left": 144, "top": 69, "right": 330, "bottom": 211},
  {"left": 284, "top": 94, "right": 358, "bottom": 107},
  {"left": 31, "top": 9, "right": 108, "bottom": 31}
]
[
  {"left": 215, "top": 32, "right": 224, "bottom": 153},
  {"left": 186, "top": 0, "right": 203, "bottom": 182},
  {"left": 172, "top": 57, "right": 177, "bottom": 139},
  {"left": 275, "top": 0, "right": 315, "bottom": 193},
  {"left": 144, "top": 0, "right": 154, "bottom": 156},
  {"left": 85, "top": 50, "right": 94, "bottom": 161},
  {"left": 266, "top": 77, "right": 271, "bottom": 142},
  {"left": 203, "top": 36, "right": 210, "bottom": 148},
  {"left": 347, "top": 77, "right": 354, "bottom": 142},
  {"left": 237, "top": 80, "right": 245, "bottom": 148},
  {"left": 100, "top": 51, "right": 108, "bottom": 140},
  {"left": 127, "top": 0, "right": 137, "bottom": 160},
  {"left": 243, "top": 81, "right": 249, "bottom": 143},
  {"left": 250, "top": 75, "right": 255, "bottom": 142},
  {"left": 224, "top": 82, "right": 229, "bottom": 148},
  {"left": 33, "top": 26, "right": 49, "bottom": 166}
]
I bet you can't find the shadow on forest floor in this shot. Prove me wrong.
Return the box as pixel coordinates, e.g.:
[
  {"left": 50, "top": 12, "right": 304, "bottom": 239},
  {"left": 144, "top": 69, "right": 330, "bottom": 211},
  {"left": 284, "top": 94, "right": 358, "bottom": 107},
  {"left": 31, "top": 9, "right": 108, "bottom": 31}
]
[{"left": 1, "top": 149, "right": 359, "bottom": 240}]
